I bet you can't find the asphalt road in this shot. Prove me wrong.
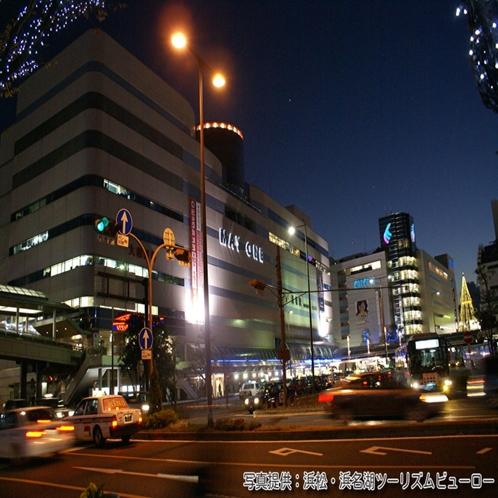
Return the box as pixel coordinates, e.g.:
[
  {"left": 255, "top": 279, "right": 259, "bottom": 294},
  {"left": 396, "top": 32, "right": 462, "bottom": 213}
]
[
  {"left": 0, "top": 395, "right": 496, "bottom": 497},
  {"left": 0, "top": 433, "right": 496, "bottom": 497}
]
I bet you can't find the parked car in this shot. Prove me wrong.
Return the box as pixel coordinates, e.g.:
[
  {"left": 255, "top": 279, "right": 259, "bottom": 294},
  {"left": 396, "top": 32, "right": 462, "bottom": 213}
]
[
  {"left": 64, "top": 394, "right": 142, "bottom": 446},
  {"left": 118, "top": 391, "right": 150, "bottom": 415},
  {"left": 288, "top": 378, "right": 312, "bottom": 396},
  {"left": 0, "top": 406, "right": 75, "bottom": 460},
  {"left": 34, "top": 397, "right": 72, "bottom": 419},
  {"left": 2, "top": 399, "right": 29, "bottom": 412},
  {"left": 244, "top": 382, "right": 295, "bottom": 414},
  {"left": 318, "top": 370, "right": 447, "bottom": 422},
  {"left": 238, "top": 381, "right": 262, "bottom": 400}
]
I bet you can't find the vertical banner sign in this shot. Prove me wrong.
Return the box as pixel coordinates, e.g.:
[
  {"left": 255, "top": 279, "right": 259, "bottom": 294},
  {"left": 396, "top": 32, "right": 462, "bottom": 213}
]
[
  {"left": 190, "top": 199, "right": 198, "bottom": 318},
  {"left": 196, "top": 200, "right": 204, "bottom": 292},
  {"left": 189, "top": 198, "right": 204, "bottom": 323},
  {"left": 317, "top": 269, "right": 325, "bottom": 313}
]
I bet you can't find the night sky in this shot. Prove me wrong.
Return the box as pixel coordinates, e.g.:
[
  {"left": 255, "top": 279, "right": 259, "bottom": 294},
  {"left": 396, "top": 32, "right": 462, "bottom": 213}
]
[{"left": 1, "top": 0, "right": 497, "bottom": 292}]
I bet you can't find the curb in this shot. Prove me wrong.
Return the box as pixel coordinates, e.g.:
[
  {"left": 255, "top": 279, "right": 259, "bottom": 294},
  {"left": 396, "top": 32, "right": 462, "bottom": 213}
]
[{"left": 135, "top": 418, "right": 498, "bottom": 442}]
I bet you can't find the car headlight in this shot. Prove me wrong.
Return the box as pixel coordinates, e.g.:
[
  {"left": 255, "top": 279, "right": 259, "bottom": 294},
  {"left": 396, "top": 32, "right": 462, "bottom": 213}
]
[
  {"left": 142, "top": 404, "right": 150, "bottom": 412},
  {"left": 244, "top": 398, "right": 249, "bottom": 405},
  {"left": 254, "top": 398, "right": 260, "bottom": 405},
  {"left": 444, "top": 379, "right": 452, "bottom": 386},
  {"left": 412, "top": 382, "right": 420, "bottom": 389}
]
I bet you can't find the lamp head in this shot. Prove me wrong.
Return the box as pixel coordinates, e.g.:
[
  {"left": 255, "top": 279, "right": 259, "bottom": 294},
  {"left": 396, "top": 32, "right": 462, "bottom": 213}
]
[
  {"left": 288, "top": 226, "right": 296, "bottom": 235},
  {"left": 212, "top": 73, "right": 225, "bottom": 88},
  {"left": 172, "top": 32, "right": 187, "bottom": 49}
]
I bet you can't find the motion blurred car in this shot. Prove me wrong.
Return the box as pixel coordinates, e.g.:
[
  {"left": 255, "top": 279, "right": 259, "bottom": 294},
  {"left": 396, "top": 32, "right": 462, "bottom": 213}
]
[
  {"left": 482, "top": 355, "right": 498, "bottom": 407},
  {"left": 0, "top": 407, "right": 75, "bottom": 460},
  {"left": 318, "top": 370, "right": 447, "bottom": 422}
]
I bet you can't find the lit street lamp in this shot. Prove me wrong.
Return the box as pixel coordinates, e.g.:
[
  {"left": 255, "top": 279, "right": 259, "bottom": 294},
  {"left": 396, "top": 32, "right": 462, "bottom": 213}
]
[
  {"left": 172, "top": 32, "right": 225, "bottom": 426},
  {"left": 432, "top": 291, "right": 441, "bottom": 333},
  {"left": 288, "top": 223, "right": 315, "bottom": 392}
]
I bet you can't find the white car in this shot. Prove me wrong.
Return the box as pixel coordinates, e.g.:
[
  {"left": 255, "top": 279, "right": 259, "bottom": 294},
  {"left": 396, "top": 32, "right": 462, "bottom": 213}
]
[
  {"left": 65, "top": 394, "right": 142, "bottom": 446},
  {"left": 239, "top": 381, "right": 262, "bottom": 400},
  {"left": 0, "top": 407, "right": 75, "bottom": 460}
]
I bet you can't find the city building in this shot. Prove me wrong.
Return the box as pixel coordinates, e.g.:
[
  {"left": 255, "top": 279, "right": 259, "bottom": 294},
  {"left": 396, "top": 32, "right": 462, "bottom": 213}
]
[
  {"left": 0, "top": 29, "right": 334, "bottom": 400},
  {"left": 476, "top": 199, "right": 498, "bottom": 352},
  {"left": 330, "top": 212, "right": 457, "bottom": 355}
]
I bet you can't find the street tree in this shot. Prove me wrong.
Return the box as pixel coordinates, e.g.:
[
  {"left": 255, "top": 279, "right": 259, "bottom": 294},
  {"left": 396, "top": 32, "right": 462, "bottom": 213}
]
[{"left": 0, "top": 0, "right": 126, "bottom": 98}]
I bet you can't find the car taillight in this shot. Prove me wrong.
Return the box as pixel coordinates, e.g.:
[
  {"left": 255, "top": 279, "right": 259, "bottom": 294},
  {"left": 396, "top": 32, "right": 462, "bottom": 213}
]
[
  {"left": 26, "top": 430, "right": 45, "bottom": 438},
  {"left": 56, "top": 425, "right": 75, "bottom": 432},
  {"left": 111, "top": 415, "right": 118, "bottom": 428},
  {"left": 318, "top": 393, "right": 334, "bottom": 404},
  {"left": 36, "top": 419, "right": 52, "bottom": 424},
  {"left": 138, "top": 415, "right": 142, "bottom": 424}
]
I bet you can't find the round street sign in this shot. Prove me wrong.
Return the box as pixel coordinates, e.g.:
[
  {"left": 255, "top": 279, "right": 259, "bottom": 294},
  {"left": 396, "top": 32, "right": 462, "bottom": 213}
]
[
  {"left": 163, "top": 228, "right": 175, "bottom": 247},
  {"left": 463, "top": 330, "right": 473, "bottom": 344},
  {"left": 116, "top": 208, "right": 133, "bottom": 235},
  {"left": 138, "top": 327, "right": 153, "bottom": 350}
]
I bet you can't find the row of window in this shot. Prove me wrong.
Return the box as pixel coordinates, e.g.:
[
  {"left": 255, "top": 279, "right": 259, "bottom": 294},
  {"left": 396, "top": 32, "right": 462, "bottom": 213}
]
[
  {"left": 12, "top": 174, "right": 184, "bottom": 225},
  {"left": 9, "top": 253, "right": 184, "bottom": 288}
]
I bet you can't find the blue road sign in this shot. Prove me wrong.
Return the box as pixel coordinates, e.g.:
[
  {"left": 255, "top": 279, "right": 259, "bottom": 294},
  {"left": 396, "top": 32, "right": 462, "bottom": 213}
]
[
  {"left": 138, "top": 327, "right": 153, "bottom": 350},
  {"left": 116, "top": 208, "right": 133, "bottom": 235}
]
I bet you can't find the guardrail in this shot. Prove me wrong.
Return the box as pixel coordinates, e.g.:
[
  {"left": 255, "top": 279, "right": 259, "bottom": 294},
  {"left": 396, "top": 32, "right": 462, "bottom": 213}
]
[{"left": 0, "top": 328, "right": 78, "bottom": 350}]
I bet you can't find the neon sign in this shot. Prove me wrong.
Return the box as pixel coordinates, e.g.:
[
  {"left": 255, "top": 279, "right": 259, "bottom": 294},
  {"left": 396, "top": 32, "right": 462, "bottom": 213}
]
[
  {"left": 383, "top": 223, "right": 392, "bottom": 245},
  {"left": 353, "top": 277, "right": 376, "bottom": 289}
]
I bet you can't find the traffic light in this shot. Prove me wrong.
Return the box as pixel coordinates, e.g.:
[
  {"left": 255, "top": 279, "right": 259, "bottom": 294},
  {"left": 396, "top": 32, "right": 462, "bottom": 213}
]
[
  {"left": 94, "top": 217, "right": 120, "bottom": 237},
  {"left": 174, "top": 248, "right": 191, "bottom": 267}
]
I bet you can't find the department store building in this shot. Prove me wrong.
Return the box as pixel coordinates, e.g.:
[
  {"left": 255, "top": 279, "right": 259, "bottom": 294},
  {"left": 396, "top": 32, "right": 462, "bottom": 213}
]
[
  {"left": 330, "top": 212, "right": 458, "bottom": 359},
  {"left": 0, "top": 30, "right": 334, "bottom": 397}
]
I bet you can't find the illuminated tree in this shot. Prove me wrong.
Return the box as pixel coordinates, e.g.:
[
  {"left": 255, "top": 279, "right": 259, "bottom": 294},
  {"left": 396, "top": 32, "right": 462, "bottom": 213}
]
[
  {"left": 457, "top": 1, "right": 498, "bottom": 113},
  {"left": 0, "top": 0, "right": 126, "bottom": 98}
]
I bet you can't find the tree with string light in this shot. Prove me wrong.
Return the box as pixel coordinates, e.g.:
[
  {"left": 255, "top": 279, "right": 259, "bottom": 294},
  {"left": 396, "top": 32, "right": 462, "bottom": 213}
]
[
  {"left": 457, "top": 1, "right": 498, "bottom": 113},
  {"left": 0, "top": 0, "right": 126, "bottom": 98}
]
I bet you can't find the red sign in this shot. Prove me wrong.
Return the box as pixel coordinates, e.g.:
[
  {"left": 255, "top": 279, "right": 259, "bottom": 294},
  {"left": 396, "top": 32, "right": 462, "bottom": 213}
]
[{"left": 463, "top": 330, "right": 472, "bottom": 344}]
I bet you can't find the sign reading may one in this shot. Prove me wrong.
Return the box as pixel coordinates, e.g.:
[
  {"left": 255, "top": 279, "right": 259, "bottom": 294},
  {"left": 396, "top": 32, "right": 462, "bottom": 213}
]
[{"left": 219, "top": 228, "right": 264, "bottom": 264}]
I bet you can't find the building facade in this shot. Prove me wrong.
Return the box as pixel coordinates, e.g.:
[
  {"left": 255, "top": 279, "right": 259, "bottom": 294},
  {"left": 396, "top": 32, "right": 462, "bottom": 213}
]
[
  {"left": 330, "top": 212, "right": 457, "bottom": 353},
  {"left": 0, "top": 30, "right": 334, "bottom": 397}
]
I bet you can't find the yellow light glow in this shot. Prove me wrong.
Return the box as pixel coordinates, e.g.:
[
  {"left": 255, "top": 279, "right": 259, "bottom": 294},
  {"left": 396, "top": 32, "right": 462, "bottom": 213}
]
[
  {"left": 172, "top": 33, "right": 187, "bottom": 49},
  {"left": 212, "top": 73, "right": 225, "bottom": 88}
]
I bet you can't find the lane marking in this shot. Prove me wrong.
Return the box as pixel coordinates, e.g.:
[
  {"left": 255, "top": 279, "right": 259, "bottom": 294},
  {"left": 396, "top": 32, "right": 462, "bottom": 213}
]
[
  {"left": 67, "top": 452, "right": 473, "bottom": 470},
  {"left": 361, "top": 446, "right": 432, "bottom": 456},
  {"left": 74, "top": 466, "right": 198, "bottom": 483},
  {"left": 269, "top": 447, "right": 323, "bottom": 457},
  {"left": 477, "top": 447, "right": 493, "bottom": 454}
]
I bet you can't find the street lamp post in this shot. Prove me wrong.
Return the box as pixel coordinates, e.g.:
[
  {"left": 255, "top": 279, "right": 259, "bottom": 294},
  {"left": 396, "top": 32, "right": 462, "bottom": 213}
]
[
  {"left": 172, "top": 33, "right": 225, "bottom": 426},
  {"left": 288, "top": 223, "right": 315, "bottom": 393},
  {"left": 431, "top": 291, "right": 441, "bottom": 333}
]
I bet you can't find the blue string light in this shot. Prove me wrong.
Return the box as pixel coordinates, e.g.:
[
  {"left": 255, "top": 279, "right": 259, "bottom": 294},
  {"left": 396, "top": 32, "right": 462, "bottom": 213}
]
[
  {"left": 1, "top": 1, "right": 123, "bottom": 97},
  {"left": 457, "top": 1, "right": 498, "bottom": 113}
]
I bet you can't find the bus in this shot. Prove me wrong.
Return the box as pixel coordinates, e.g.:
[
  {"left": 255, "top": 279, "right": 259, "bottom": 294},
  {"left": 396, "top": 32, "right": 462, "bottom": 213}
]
[{"left": 395, "top": 333, "right": 453, "bottom": 393}]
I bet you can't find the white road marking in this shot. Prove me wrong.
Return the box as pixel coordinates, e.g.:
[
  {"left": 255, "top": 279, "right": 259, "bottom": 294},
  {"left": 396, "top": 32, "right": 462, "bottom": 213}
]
[
  {"left": 269, "top": 447, "right": 323, "bottom": 457},
  {"left": 476, "top": 447, "right": 493, "bottom": 455},
  {"left": 361, "top": 446, "right": 432, "bottom": 456},
  {"left": 74, "top": 466, "right": 198, "bottom": 483}
]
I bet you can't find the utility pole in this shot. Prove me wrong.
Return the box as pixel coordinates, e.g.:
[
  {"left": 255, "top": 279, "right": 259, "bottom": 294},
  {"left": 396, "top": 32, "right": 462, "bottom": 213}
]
[{"left": 276, "top": 247, "right": 289, "bottom": 407}]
